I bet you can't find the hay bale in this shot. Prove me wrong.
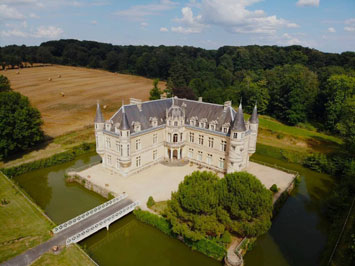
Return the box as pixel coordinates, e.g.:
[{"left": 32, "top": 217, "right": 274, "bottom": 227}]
[
  {"left": 48, "top": 78, "right": 52, "bottom": 81},
  {"left": 103, "top": 105, "right": 107, "bottom": 109},
  {"left": 60, "top": 92, "right": 65, "bottom": 97},
  {"left": 58, "top": 74, "right": 61, "bottom": 78},
  {"left": 16, "top": 71, "right": 20, "bottom": 74}
]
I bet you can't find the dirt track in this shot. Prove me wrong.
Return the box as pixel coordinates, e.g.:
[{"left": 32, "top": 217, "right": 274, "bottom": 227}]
[{"left": 2, "top": 65, "right": 164, "bottom": 137}]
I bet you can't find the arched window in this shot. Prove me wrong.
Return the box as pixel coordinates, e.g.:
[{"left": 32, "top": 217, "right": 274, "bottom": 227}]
[
  {"left": 174, "top": 121, "right": 178, "bottom": 126},
  {"left": 173, "top": 134, "right": 178, "bottom": 143}
]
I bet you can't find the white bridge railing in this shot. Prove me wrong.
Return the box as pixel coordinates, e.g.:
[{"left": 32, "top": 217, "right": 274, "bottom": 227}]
[
  {"left": 66, "top": 201, "right": 140, "bottom": 245},
  {"left": 52, "top": 193, "right": 128, "bottom": 234}
]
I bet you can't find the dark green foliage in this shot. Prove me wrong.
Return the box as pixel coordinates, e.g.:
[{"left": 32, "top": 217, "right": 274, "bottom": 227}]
[
  {"left": 147, "top": 196, "right": 155, "bottom": 208},
  {"left": 149, "top": 79, "right": 162, "bottom": 100},
  {"left": 0, "top": 75, "right": 11, "bottom": 92},
  {"left": 189, "top": 238, "right": 226, "bottom": 260},
  {"left": 0, "top": 92, "right": 44, "bottom": 160},
  {"left": 133, "top": 209, "right": 172, "bottom": 236},
  {"left": 270, "top": 184, "right": 278, "bottom": 193},
  {"left": 1, "top": 143, "right": 95, "bottom": 177}
]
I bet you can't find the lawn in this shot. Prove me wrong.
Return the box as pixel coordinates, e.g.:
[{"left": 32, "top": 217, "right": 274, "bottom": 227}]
[
  {"left": 31, "top": 245, "right": 95, "bottom": 266},
  {"left": 0, "top": 172, "right": 52, "bottom": 263}
]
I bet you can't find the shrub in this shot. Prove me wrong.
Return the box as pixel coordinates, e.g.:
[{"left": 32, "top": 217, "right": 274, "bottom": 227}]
[
  {"left": 147, "top": 196, "right": 155, "bottom": 208},
  {"left": 270, "top": 184, "right": 278, "bottom": 193},
  {"left": 190, "top": 238, "right": 226, "bottom": 260},
  {"left": 133, "top": 209, "right": 172, "bottom": 236},
  {"left": 108, "top": 192, "right": 115, "bottom": 200}
]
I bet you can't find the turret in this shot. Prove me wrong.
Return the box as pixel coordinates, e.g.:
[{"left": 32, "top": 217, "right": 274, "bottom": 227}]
[
  {"left": 248, "top": 103, "right": 258, "bottom": 155},
  {"left": 94, "top": 101, "right": 105, "bottom": 153},
  {"left": 119, "top": 105, "right": 131, "bottom": 171},
  {"left": 227, "top": 103, "right": 248, "bottom": 173}
]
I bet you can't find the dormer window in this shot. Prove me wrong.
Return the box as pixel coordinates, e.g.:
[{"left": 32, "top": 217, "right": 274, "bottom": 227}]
[
  {"left": 132, "top": 121, "right": 141, "bottom": 132},
  {"left": 149, "top": 117, "right": 158, "bottom": 127},
  {"left": 190, "top": 116, "right": 197, "bottom": 126},
  {"left": 222, "top": 123, "right": 230, "bottom": 133},
  {"left": 105, "top": 122, "right": 112, "bottom": 131},
  {"left": 199, "top": 118, "right": 207, "bottom": 129},
  {"left": 233, "top": 132, "right": 238, "bottom": 138},
  {"left": 209, "top": 120, "right": 217, "bottom": 131}
]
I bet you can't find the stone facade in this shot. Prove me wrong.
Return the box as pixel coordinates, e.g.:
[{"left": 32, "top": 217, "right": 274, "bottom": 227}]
[{"left": 94, "top": 97, "right": 258, "bottom": 176}]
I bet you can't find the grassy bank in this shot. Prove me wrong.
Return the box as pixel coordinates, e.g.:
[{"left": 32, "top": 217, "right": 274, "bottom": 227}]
[{"left": 0, "top": 172, "right": 52, "bottom": 262}]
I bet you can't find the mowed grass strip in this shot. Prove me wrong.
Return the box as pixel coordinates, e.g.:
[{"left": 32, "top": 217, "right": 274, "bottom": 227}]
[
  {"left": 31, "top": 245, "right": 95, "bottom": 266},
  {"left": 0, "top": 172, "right": 52, "bottom": 262}
]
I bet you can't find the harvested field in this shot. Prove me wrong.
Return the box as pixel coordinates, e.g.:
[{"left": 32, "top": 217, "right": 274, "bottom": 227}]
[{"left": 1, "top": 65, "right": 164, "bottom": 137}]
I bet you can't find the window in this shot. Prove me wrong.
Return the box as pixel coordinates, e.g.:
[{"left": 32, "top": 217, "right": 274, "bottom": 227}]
[
  {"left": 116, "top": 141, "right": 120, "bottom": 152},
  {"left": 198, "top": 135, "right": 204, "bottom": 145},
  {"left": 120, "top": 144, "right": 123, "bottom": 156},
  {"left": 153, "top": 150, "right": 157, "bottom": 160},
  {"left": 180, "top": 133, "right": 183, "bottom": 141},
  {"left": 190, "top": 118, "right": 196, "bottom": 126},
  {"left": 233, "top": 132, "right": 238, "bottom": 138},
  {"left": 188, "top": 148, "right": 193, "bottom": 158},
  {"left": 219, "top": 158, "right": 225, "bottom": 168},
  {"left": 135, "top": 139, "right": 141, "bottom": 150},
  {"left": 127, "top": 144, "right": 130, "bottom": 156},
  {"left": 96, "top": 136, "right": 99, "bottom": 147},
  {"left": 189, "top": 132, "right": 194, "bottom": 143},
  {"left": 221, "top": 140, "right": 227, "bottom": 151},
  {"left": 223, "top": 127, "right": 228, "bottom": 133},
  {"left": 107, "top": 155, "right": 112, "bottom": 165},
  {"left": 133, "top": 122, "right": 141, "bottom": 132},
  {"left": 207, "top": 154, "right": 212, "bottom": 165},
  {"left": 153, "top": 133, "right": 158, "bottom": 144},
  {"left": 136, "top": 156, "right": 141, "bottom": 167},
  {"left": 209, "top": 122, "right": 217, "bottom": 131},
  {"left": 168, "top": 133, "right": 171, "bottom": 142},
  {"left": 208, "top": 137, "right": 214, "bottom": 148},
  {"left": 116, "top": 158, "right": 120, "bottom": 168},
  {"left": 106, "top": 137, "right": 111, "bottom": 148},
  {"left": 197, "top": 151, "right": 202, "bottom": 161},
  {"left": 173, "top": 134, "right": 178, "bottom": 143},
  {"left": 174, "top": 121, "right": 178, "bottom": 127}
]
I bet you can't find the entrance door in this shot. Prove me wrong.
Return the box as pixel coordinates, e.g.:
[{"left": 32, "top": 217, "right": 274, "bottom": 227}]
[{"left": 173, "top": 150, "right": 178, "bottom": 159}]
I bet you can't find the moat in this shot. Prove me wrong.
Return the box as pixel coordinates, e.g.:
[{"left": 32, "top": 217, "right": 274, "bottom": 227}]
[{"left": 14, "top": 152, "right": 333, "bottom": 266}]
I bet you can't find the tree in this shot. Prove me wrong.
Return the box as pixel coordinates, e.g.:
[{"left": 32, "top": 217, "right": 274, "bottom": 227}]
[
  {"left": 336, "top": 96, "right": 355, "bottom": 154},
  {"left": 0, "top": 92, "right": 44, "bottom": 160},
  {"left": 0, "top": 75, "right": 11, "bottom": 92},
  {"left": 149, "top": 79, "right": 162, "bottom": 100}
]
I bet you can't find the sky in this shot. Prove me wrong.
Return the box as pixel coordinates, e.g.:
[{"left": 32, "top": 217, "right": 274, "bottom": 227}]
[{"left": 0, "top": 0, "right": 354, "bottom": 53}]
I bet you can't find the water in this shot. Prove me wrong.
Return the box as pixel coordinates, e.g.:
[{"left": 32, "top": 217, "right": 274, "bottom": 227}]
[
  {"left": 244, "top": 154, "right": 334, "bottom": 266},
  {"left": 13, "top": 152, "right": 334, "bottom": 266},
  {"left": 13, "top": 153, "right": 220, "bottom": 266}
]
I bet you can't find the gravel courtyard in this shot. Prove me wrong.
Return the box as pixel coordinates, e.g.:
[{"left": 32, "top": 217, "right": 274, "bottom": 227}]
[{"left": 77, "top": 161, "right": 295, "bottom": 210}]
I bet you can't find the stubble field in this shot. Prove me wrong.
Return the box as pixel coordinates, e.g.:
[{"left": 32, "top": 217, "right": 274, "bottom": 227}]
[{"left": 1, "top": 65, "right": 164, "bottom": 137}]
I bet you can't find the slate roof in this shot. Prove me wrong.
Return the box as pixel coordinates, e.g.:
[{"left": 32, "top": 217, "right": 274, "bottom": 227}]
[
  {"left": 94, "top": 102, "right": 105, "bottom": 123},
  {"left": 232, "top": 103, "right": 247, "bottom": 132},
  {"left": 250, "top": 104, "right": 258, "bottom": 124},
  {"left": 108, "top": 98, "right": 247, "bottom": 134},
  {"left": 120, "top": 106, "right": 130, "bottom": 130}
]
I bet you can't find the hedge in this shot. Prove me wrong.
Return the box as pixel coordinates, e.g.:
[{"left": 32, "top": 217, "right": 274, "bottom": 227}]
[
  {"left": 1, "top": 142, "right": 95, "bottom": 177},
  {"left": 133, "top": 209, "right": 226, "bottom": 261}
]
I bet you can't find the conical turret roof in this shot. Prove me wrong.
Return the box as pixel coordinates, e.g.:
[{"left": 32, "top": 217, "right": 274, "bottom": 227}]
[
  {"left": 120, "top": 105, "right": 130, "bottom": 130},
  {"left": 94, "top": 101, "right": 105, "bottom": 123},
  {"left": 232, "top": 103, "right": 246, "bottom": 132},
  {"left": 250, "top": 104, "right": 258, "bottom": 124}
]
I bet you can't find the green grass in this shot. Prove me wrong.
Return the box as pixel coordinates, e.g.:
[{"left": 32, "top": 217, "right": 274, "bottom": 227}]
[
  {"left": 0, "top": 172, "right": 52, "bottom": 263},
  {"left": 31, "top": 245, "right": 96, "bottom": 266},
  {"left": 150, "top": 201, "right": 168, "bottom": 214}
]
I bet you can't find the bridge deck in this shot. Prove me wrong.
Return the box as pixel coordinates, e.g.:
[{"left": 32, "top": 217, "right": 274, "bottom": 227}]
[{"left": 3, "top": 198, "right": 133, "bottom": 266}]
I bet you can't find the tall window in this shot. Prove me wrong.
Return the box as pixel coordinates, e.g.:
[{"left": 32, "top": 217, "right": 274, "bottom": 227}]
[
  {"left": 180, "top": 133, "right": 183, "bottom": 141},
  {"left": 106, "top": 137, "right": 111, "bottom": 148},
  {"left": 153, "top": 133, "right": 158, "bottom": 144},
  {"left": 207, "top": 154, "right": 212, "bottom": 165},
  {"left": 174, "top": 121, "right": 178, "bottom": 126},
  {"left": 197, "top": 151, "right": 202, "bottom": 161},
  {"left": 189, "top": 132, "right": 194, "bottom": 143},
  {"left": 127, "top": 144, "right": 130, "bottom": 156},
  {"left": 199, "top": 135, "right": 204, "bottom": 145},
  {"left": 116, "top": 141, "right": 120, "bottom": 152},
  {"left": 188, "top": 148, "right": 193, "bottom": 158},
  {"left": 221, "top": 140, "right": 227, "bottom": 152},
  {"left": 233, "top": 132, "right": 238, "bottom": 138},
  {"left": 136, "top": 156, "right": 141, "bottom": 167},
  {"left": 219, "top": 158, "right": 225, "bottom": 168},
  {"left": 208, "top": 137, "right": 214, "bottom": 148},
  {"left": 120, "top": 144, "right": 123, "bottom": 156},
  {"left": 107, "top": 155, "right": 112, "bottom": 165},
  {"left": 136, "top": 139, "right": 141, "bottom": 150},
  {"left": 153, "top": 150, "right": 157, "bottom": 160},
  {"left": 173, "top": 134, "right": 178, "bottom": 143},
  {"left": 116, "top": 158, "right": 120, "bottom": 168}
]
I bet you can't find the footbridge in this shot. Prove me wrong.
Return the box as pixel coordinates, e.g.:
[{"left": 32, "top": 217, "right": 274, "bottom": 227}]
[{"left": 3, "top": 194, "right": 139, "bottom": 266}]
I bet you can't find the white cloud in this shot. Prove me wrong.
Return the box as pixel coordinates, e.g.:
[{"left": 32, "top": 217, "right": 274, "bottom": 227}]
[
  {"left": 29, "top": 13, "right": 39, "bottom": 19},
  {"left": 160, "top": 27, "right": 169, "bottom": 32},
  {"left": 141, "top": 22, "right": 148, "bottom": 27},
  {"left": 281, "top": 33, "right": 301, "bottom": 45},
  {"left": 1, "top": 29, "right": 28, "bottom": 37},
  {"left": 172, "top": 0, "right": 298, "bottom": 34},
  {"left": 328, "top": 27, "right": 335, "bottom": 33},
  {"left": 344, "top": 18, "right": 355, "bottom": 32},
  {"left": 91, "top": 20, "right": 97, "bottom": 25},
  {"left": 34, "top": 26, "right": 63, "bottom": 38},
  {"left": 0, "top": 4, "right": 25, "bottom": 20},
  {"left": 115, "top": 0, "right": 178, "bottom": 21},
  {"left": 296, "top": 0, "right": 319, "bottom": 7}
]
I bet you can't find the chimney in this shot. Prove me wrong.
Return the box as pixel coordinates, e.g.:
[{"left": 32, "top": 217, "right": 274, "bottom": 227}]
[
  {"left": 224, "top": 100, "right": 231, "bottom": 111},
  {"left": 130, "top": 98, "right": 142, "bottom": 111},
  {"left": 198, "top": 97, "right": 203, "bottom": 102}
]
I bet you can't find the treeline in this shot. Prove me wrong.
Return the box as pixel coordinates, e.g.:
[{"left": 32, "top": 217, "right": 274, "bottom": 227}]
[{"left": 1, "top": 40, "right": 354, "bottom": 136}]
